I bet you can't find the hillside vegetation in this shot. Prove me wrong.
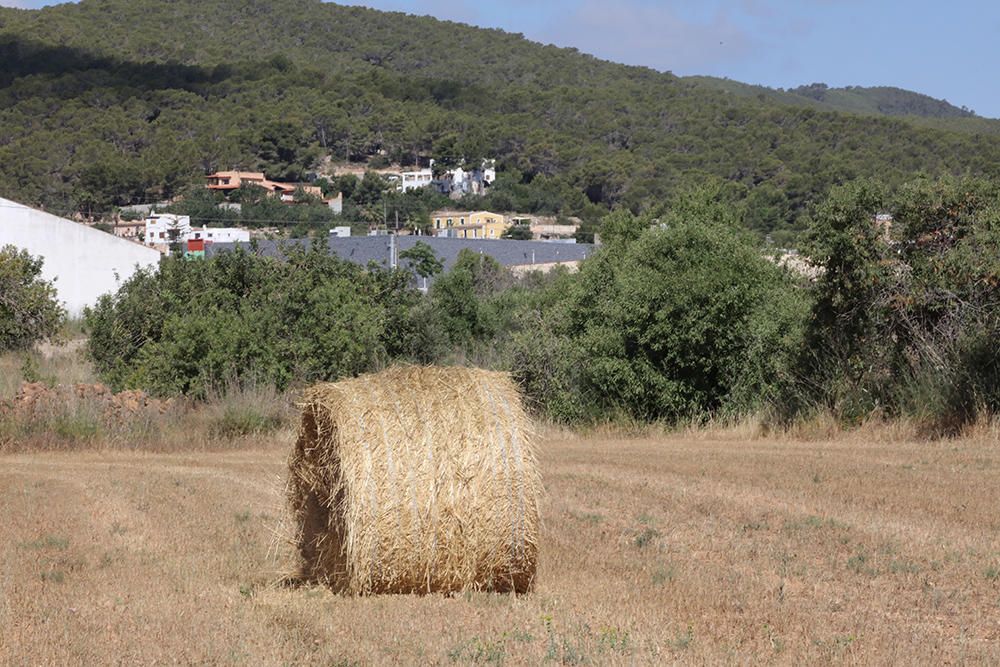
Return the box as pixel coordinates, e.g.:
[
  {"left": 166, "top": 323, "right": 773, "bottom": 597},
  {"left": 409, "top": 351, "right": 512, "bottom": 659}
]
[
  {"left": 3, "top": 0, "right": 1000, "bottom": 242},
  {"left": 691, "top": 78, "right": 983, "bottom": 118},
  {"left": 691, "top": 77, "right": 1000, "bottom": 137}
]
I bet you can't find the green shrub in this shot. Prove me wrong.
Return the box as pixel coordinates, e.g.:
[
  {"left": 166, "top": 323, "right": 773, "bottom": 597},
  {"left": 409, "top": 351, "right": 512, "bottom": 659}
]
[
  {"left": 0, "top": 245, "right": 66, "bottom": 352},
  {"left": 786, "top": 176, "right": 1000, "bottom": 432},
  {"left": 85, "top": 242, "right": 423, "bottom": 397},
  {"left": 210, "top": 405, "right": 284, "bottom": 439},
  {"left": 513, "top": 193, "right": 808, "bottom": 424}
]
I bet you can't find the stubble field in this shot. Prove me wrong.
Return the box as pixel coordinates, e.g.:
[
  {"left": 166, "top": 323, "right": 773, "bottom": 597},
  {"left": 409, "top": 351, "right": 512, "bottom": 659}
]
[{"left": 1, "top": 429, "right": 999, "bottom": 665}]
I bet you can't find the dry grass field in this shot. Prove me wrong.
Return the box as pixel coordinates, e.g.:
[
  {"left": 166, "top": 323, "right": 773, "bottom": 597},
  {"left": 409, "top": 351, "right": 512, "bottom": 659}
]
[{"left": 2, "top": 426, "right": 999, "bottom": 665}]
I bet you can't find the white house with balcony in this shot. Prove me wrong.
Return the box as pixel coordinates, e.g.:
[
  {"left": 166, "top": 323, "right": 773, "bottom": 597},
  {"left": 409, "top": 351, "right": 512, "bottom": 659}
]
[
  {"left": 144, "top": 213, "right": 192, "bottom": 245},
  {"left": 384, "top": 167, "right": 434, "bottom": 192},
  {"left": 144, "top": 213, "right": 249, "bottom": 247}
]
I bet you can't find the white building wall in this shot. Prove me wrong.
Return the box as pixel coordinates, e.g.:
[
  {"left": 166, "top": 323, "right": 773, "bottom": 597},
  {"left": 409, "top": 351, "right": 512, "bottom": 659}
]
[
  {"left": 144, "top": 213, "right": 192, "bottom": 245},
  {"left": 190, "top": 227, "right": 250, "bottom": 243},
  {"left": 388, "top": 168, "right": 434, "bottom": 192},
  {"left": 327, "top": 193, "right": 343, "bottom": 214},
  {"left": 0, "top": 197, "right": 161, "bottom": 316},
  {"left": 146, "top": 214, "right": 249, "bottom": 245}
]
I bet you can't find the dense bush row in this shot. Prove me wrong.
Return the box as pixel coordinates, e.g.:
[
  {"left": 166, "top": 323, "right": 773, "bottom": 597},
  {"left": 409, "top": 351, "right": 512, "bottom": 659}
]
[
  {"left": 84, "top": 242, "right": 428, "bottom": 397},
  {"left": 83, "top": 178, "right": 1000, "bottom": 432},
  {"left": 790, "top": 177, "right": 1000, "bottom": 432}
]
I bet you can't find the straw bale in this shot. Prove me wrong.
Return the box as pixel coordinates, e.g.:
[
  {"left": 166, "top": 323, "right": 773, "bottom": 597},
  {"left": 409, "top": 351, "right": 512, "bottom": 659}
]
[{"left": 288, "top": 365, "right": 541, "bottom": 595}]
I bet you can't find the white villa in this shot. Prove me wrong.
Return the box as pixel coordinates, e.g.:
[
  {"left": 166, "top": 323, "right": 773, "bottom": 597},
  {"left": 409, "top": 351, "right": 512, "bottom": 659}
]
[{"left": 144, "top": 213, "right": 249, "bottom": 248}]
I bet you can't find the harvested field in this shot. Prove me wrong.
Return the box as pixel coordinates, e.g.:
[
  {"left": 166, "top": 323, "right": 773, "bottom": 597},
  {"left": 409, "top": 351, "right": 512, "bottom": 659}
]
[{"left": 1, "top": 432, "right": 999, "bottom": 664}]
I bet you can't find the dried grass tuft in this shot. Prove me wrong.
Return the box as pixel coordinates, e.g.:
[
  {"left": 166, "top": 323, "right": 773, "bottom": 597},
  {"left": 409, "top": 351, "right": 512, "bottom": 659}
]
[{"left": 287, "top": 365, "right": 541, "bottom": 595}]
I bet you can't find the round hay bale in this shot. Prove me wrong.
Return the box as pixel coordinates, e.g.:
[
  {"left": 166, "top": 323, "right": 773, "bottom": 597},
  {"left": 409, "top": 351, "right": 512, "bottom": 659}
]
[{"left": 288, "top": 365, "right": 541, "bottom": 595}]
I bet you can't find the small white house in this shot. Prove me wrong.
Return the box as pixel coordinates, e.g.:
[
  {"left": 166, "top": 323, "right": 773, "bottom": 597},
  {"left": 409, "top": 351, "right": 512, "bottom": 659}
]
[
  {"left": 433, "top": 159, "right": 496, "bottom": 197},
  {"left": 144, "top": 213, "right": 248, "bottom": 246},
  {"left": 329, "top": 226, "right": 351, "bottom": 238},
  {"left": 0, "top": 196, "right": 160, "bottom": 316},
  {"left": 144, "top": 213, "right": 192, "bottom": 245},
  {"left": 385, "top": 168, "right": 434, "bottom": 192},
  {"left": 187, "top": 227, "right": 250, "bottom": 243}
]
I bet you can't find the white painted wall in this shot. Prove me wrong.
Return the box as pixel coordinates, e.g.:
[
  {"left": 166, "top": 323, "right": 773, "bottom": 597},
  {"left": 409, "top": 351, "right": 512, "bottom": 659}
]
[
  {"left": 145, "top": 213, "right": 192, "bottom": 245},
  {"left": 195, "top": 227, "right": 250, "bottom": 243},
  {"left": 0, "top": 197, "right": 161, "bottom": 316}
]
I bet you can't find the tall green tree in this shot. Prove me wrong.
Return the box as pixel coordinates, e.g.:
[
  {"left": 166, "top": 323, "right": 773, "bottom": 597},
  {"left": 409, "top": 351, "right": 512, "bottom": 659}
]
[{"left": 399, "top": 241, "right": 443, "bottom": 280}]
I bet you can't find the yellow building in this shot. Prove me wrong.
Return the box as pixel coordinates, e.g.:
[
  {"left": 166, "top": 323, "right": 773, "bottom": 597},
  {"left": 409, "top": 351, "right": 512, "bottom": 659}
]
[{"left": 431, "top": 210, "right": 509, "bottom": 240}]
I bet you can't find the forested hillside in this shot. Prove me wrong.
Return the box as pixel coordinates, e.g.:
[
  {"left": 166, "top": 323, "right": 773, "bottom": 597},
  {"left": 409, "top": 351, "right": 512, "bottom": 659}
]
[
  {"left": 691, "top": 78, "right": 984, "bottom": 118},
  {"left": 2, "top": 0, "right": 1000, "bottom": 242},
  {"left": 690, "top": 77, "right": 1000, "bottom": 137}
]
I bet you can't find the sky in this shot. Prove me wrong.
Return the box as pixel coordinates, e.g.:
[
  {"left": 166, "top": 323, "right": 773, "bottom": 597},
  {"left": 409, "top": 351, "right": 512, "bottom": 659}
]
[{"left": 4, "top": 0, "right": 999, "bottom": 117}]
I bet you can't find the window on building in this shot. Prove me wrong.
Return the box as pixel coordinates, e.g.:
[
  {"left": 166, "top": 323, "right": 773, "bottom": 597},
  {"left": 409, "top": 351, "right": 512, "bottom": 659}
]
[
  {"left": 460, "top": 218, "right": 465, "bottom": 225},
  {"left": 447, "top": 219, "right": 453, "bottom": 227}
]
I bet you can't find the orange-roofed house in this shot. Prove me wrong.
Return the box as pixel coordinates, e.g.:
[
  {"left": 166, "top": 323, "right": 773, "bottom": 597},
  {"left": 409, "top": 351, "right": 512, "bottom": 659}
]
[
  {"left": 206, "top": 171, "right": 268, "bottom": 191},
  {"left": 205, "top": 172, "right": 340, "bottom": 212}
]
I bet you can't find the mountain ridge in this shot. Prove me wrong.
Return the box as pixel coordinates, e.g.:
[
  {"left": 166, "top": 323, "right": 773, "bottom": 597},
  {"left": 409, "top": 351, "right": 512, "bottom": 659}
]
[
  {"left": 1, "top": 0, "right": 999, "bottom": 243},
  {"left": 687, "top": 76, "right": 1000, "bottom": 135}
]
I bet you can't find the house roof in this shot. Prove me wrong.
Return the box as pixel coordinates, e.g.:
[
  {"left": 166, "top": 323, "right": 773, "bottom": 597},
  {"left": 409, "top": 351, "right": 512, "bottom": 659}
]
[
  {"left": 206, "top": 171, "right": 266, "bottom": 180},
  {"left": 430, "top": 210, "right": 503, "bottom": 218},
  {"left": 205, "top": 236, "right": 593, "bottom": 281}
]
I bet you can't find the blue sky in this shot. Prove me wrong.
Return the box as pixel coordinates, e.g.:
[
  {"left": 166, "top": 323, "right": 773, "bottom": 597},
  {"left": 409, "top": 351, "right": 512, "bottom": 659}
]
[{"left": 5, "top": 0, "right": 998, "bottom": 117}]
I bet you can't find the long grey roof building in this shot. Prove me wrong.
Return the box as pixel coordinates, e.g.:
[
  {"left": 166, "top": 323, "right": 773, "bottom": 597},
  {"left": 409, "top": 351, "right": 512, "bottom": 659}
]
[{"left": 206, "top": 236, "right": 595, "bottom": 279}]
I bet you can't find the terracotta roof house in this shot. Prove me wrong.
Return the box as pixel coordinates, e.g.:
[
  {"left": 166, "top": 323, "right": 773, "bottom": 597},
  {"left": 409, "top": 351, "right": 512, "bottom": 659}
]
[
  {"left": 206, "top": 171, "right": 268, "bottom": 190},
  {"left": 205, "top": 171, "right": 336, "bottom": 210}
]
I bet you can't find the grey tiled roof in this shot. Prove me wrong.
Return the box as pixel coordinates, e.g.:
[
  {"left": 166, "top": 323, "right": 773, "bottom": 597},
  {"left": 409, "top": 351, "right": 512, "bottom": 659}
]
[{"left": 205, "top": 236, "right": 594, "bottom": 277}]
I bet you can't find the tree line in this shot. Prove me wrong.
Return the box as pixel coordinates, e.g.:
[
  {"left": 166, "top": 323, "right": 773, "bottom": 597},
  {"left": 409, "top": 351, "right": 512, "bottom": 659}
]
[{"left": 60, "top": 177, "right": 1000, "bottom": 434}]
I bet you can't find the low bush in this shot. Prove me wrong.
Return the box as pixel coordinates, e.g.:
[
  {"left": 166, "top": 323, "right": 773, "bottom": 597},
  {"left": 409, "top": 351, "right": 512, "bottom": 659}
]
[
  {"left": 0, "top": 245, "right": 65, "bottom": 352},
  {"left": 0, "top": 393, "right": 162, "bottom": 452},
  {"left": 204, "top": 381, "right": 291, "bottom": 440}
]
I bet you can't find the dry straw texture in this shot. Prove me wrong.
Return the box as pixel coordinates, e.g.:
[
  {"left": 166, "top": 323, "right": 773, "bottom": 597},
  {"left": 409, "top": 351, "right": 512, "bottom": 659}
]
[{"left": 288, "top": 365, "right": 540, "bottom": 595}]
